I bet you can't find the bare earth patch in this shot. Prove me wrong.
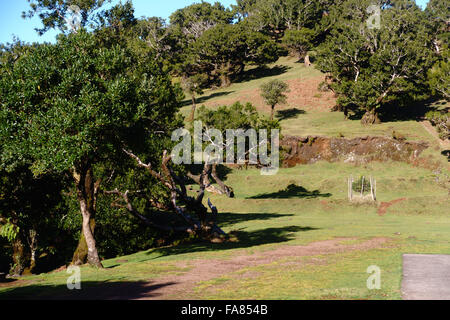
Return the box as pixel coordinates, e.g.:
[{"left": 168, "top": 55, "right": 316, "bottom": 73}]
[
  {"left": 203, "top": 76, "right": 336, "bottom": 114},
  {"left": 378, "top": 198, "right": 407, "bottom": 216},
  {"left": 124, "top": 237, "right": 392, "bottom": 300}
]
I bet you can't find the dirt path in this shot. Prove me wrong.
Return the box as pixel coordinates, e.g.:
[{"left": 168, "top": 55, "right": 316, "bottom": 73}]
[
  {"left": 420, "top": 121, "right": 450, "bottom": 150},
  {"left": 114, "top": 237, "right": 392, "bottom": 300}
]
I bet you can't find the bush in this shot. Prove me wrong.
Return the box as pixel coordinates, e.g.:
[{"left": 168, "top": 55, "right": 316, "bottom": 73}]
[
  {"left": 426, "top": 111, "right": 450, "bottom": 140},
  {"left": 352, "top": 176, "right": 372, "bottom": 194}
]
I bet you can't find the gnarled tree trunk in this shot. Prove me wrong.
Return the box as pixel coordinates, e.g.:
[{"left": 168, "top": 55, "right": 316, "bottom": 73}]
[
  {"left": 71, "top": 163, "right": 103, "bottom": 268},
  {"left": 361, "top": 108, "right": 381, "bottom": 125},
  {"left": 220, "top": 73, "right": 231, "bottom": 88},
  {"left": 115, "top": 149, "right": 227, "bottom": 241},
  {"left": 219, "top": 62, "right": 232, "bottom": 88},
  {"left": 71, "top": 219, "right": 95, "bottom": 266},
  {"left": 10, "top": 236, "right": 27, "bottom": 276}
]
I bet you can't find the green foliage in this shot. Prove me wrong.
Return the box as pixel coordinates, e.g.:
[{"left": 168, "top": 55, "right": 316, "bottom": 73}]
[
  {"left": 351, "top": 176, "right": 372, "bottom": 193},
  {"left": 425, "top": 110, "right": 449, "bottom": 140},
  {"left": 231, "top": 0, "right": 258, "bottom": 21},
  {"left": 161, "top": 2, "right": 236, "bottom": 76},
  {"left": 0, "top": 219, "right": 19, "bottom": 243},
  {"left": 189, "top": 23, "right": 280, "bottom": 87},
  {"left": 428, "top": 48, "right": 450, "bottom": 100},
  {"left": 260, "top": 79, "right": 290, "bottom": 120},
  {"left": 181, "top": 74, "right": 208, "bottom": 97},
  {"left": 197, "top": 102, "right": 281, "bottom": 133},
  {"left": 134, "top": 17, "right": 180, "bottom": 69},
  {"left": 0, "top": 30, "right": 182, "bottom": 174},
  {"left": 0, "top": 165, "right": 74, "bottom": 273},
  {"left": 23, "top": 0, "right": 111, "bottom": 35},
  {"left": 94, "top": 0, "right": 137, "bottom": 32},
  {"left": 241, "top": 0, "right": 328, "bottom": 41},
  {"left": 1, "top": 9, "right": 184, "bottom": 270},
  {"left": 169, "top": 1, "right": 234, "bottom": 41},
  {"left": 196, "top": 102, "right": 281, "bottom": 167},
  {"left": 315, "top": 0, "right": 435, "bottom": 124},
  {"left": 282, "top": 28, "right": 316, "bottom": 59},
  {"left": 260, "top": 79, "right": 290, "bottom": 107},
  {"left": 425, "top": 0, "right": 450, "bottom": 47}
]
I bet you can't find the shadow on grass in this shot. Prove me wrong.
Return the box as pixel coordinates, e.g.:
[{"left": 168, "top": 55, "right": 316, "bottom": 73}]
[
  {"left": 236, "top": 65, "right": 291, "bottom": 83},
  {"left": 181, "top": 91, "right": 234, "bottom": 107},
  {"left": 276, "top": 108, "right": 306, "bottom": 121},
  {"left": 247, "top": 184, "right": 332, "bottom": 200},
  {"left": 148, "top": 225, "right": 319, "bottom": 259},
  {"left": 442, "top": 150, "right": 450, "bottom": 162},
  {"left": 0, "top": 280, "right": 176, "bottom": 300},
  {"left": 346, "top": 97, "right": 448, "bottom": 123},
  {"left": 0, "top": 278, "right": 16, "bottom": 285},
  {"left": 217, "top": 212, "right": 294, "bottom": 228},
  {"left": 188, "top": 164, "right": 232, "bottom": 182}
]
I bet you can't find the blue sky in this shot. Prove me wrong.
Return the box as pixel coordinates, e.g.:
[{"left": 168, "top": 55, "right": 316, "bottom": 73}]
[{"left": 0, "top": 0, "right": 430, "bottom": 45}]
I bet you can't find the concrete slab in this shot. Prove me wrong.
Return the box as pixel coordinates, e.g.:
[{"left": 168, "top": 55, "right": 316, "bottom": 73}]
[{"left": 402, "top": 254, "right": 450, "bottom": 300}]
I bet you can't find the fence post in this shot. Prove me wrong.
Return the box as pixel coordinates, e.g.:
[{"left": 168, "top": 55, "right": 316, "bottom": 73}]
[{"left": 361, "top": 176, "right": 365, "bottom": 197}]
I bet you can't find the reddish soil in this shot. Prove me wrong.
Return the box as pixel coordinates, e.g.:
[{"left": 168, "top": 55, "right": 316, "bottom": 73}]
[
  {"left": 320, "top": 200, "right": 332, "bottom": 211},
  {"left": 203, "top": 76, "right": 336, "bottom": 113},
  {"left": 282, "top": 136, "right": 429, "bottom": 167},
  {"left": 377, "top": 198, "right": 407, "bottom": 216}
]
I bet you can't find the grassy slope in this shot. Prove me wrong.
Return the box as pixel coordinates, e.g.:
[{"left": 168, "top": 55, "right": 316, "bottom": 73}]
[{"left": 1, "top": 58, "right": 449, "bottom": 300}]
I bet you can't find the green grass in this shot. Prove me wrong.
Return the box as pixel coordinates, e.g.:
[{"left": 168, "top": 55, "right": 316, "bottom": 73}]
[
  {"left": 1, "top": 161, "right": 448, "bottom": 300},
  {"left": 280, "top": 111, "right": 433, "bottom": 141},
  {"left": 1, "top": 58, "right": 449, "bottom": 300}
]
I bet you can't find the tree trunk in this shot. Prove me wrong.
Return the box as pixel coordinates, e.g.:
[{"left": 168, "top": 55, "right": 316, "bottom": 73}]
[
  {"left": 189, "top": 95, "right": 196, "bottom": 122},
  {"left": 270, "top": 105, "right": 276, "bottom": 121},
  {"left": 237, "top": 63, "right": 245, "bottom": 76},
  {"left": 23, "top": 229, "right": 37, "bottom": 275},
  {"left": 220, "top": 73, "right": 231, "bottom": 88},
  {"left": 71, "top": 218, "right": 95, "bottom": 266},
  {"left": 71, "top": 164, "right": 103, "bottom": 268},
  {"left": 361, "top": 109, "right": 381, "bottom": 125},
  {"left": 343, "top": 106, "right": 349, "bottom": 119},
  {"left": 10, "top": 236, "right": 27, "bottom": 276}
]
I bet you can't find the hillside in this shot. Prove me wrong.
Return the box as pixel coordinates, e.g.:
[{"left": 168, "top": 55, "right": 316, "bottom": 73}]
[{"left": 1, "top": 58, "right": 449, "bottom": 300}]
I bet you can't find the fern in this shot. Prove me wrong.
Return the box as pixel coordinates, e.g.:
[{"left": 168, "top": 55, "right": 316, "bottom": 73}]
[{"left": 0, "top": 219, "right": 19, "bottom": 242}]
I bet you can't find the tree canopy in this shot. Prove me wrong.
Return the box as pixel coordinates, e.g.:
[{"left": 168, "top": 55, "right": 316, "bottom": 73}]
[
  {"left": 23, "top": 0, "right": 111, "bottom": 35},
  {"left": 315, "top": 0, "right": 436, "bottom": 124},
  {"left": 189, "top": 23, "right": 280, "bottom": 87},
  {"left": 260, "top": 80, "right": 290, "bottom": 121},
  {"left": 0, "top": 28, "right": 183, "bottom": 267}
]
